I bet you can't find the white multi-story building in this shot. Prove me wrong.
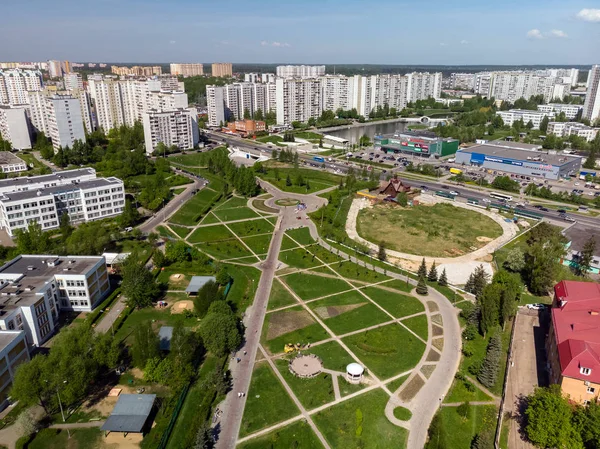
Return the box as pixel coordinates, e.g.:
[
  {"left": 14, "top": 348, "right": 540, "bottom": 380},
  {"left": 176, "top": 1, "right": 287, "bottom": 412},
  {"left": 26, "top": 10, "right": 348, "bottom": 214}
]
[
  {"left": 450, "top": 73, "right": 476, "bottom": 91},
  {"left": 170, "top": 63, "right": 204, "bottom": 77},
  {"left": 583, "top": 65, "right": 600, "bottom": 122},
  {"left": 206, "top": 86, "right": 225, "bottom": 127},
  {"left": 0, "top": 153, "right": 27, "bottom": 174},
  {"left": 0, "top": 106, "right": 32, "bottom": 150},
  {"left": 63, "top": 73, "right": 83, "bottom": 91},
  {"left": 547, "top": 122, "right": 599, "bottom": 142},
  {"left": 0, "top": 255, "right": 111, "bottom": 346},
  {"left": 276, "top": 78, "right": 322, "bottom": 124},
  {"left": 538, "top": 68, "right": 580, "bottom": 87},
  {"left": 276, "top": 65, "right": 326, "bottom": 78},
  {"left": 473, "top": 73, "right": 492, "bottom": 96},
  {"left": 0, "top": 70, "right": 43, "bottom": 105},
  {"left": 542, "top": 83, "right": 570, "bottom": 103},
  {"left": 0, "top": 168, "right": 125, "bottom": 236},
  {"left": 321, "top": 75, "right": 351, "bottom": 112},
  {"left": 47, "top": 60, "right": 62, "bottom": 78},
  {"left": 45, "top": 94, "right": 86, "bottom": 151},
  {"left": 0, "top": 330, "right": 29, "bottom": 411},
  {"left": 537, "top": 104, "right": 583, "bottom": 120},
  {"left": 407, "top": 72, "right": 442, "bottom": 103},
  {"left": 496, "top": 109, "right": 555, "bottom": 129},
  {"left": 142, "top": 107, "right": 199, "bottom": 154}
]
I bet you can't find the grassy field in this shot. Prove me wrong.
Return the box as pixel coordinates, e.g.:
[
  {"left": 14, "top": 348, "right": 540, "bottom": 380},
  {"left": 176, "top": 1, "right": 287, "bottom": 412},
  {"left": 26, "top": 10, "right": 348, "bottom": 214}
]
[
  {"left": 282, "top": 272, "right": 351, "bottom": 300},
  {"left": 26, "top": 428, "right": 102, "bottom": 449},
  {"left": 217, "top": 195, "right": 249, "bottom": 208},
  {"left": 402, "top": 314, "right": 429, "bottom": 340},
  {"left": 279, "top": 248, "right": 322, "bottom": 269},
  {"left": 286, "top": 227, "right": 315, "bottom": 245},
  {"left": 213, "top": 206, "right": 261, "bottom": 221},
  {"left": 357, "top": 203, "right": 503, "bottom": 257},
  {"left": 313, "top": 389, "right": 408, "bottom": 449},
  {"left": 436, "top": 405, "right": 498, "bottom": 449},
  {"left": 262, "top": 306, "right": 331, "bottom": 354},
  {"left": 302, "top": 340, "right": 354, "bottom": 372},
  {"left": 114, "top": 304, "right": 199, "bottom": 342},
  {"left": 169, "top": 224, "right": 191, "bottom": 239},
  {"left": 257, "top": 135, "right": 286, "bottom": 147},
  {"left": 237, "top": 420, "right": 324, "bottom": 449},
  {"left": 386, "top": 374, "right": 410, "bottom": 393},
  {"left": 259, "top": 166, "right": 342, "bottom": 194},
  {"left": 197, "top": 239, "right": 256, "bottom": 261},
  {"left": 393, "top": 406, "right": 413, "bottom": 421},
  {"left": 307, "top": 290, "right": 391, "bottom": 334},
  {"left": 241, "top": 234, "right": 273, "bottom": 255},
  {"left": 169, "top": 188, "right": 221, "bottom": 226},
  {"left": 343, "top": 323, "right": 425, "bottom": 379},
  {"left": 227, "top": 218, "right": 275, "bottom": 237},
  {"left": 240, "top": 362, "right": 300, "bottom": 437},
  {"left": 281, "top": 235, "right": 301, "bottom": 250},
  {"left": 188, "top": 224, "right": 235, "bottom": 243},
  {"left": 268, "top": 278, "right": 299, "bottom": 310},
  {"left": 169, "top": 151, "right": 216, "bottom": 167},
  {"left": 361, "top": 287, "right": 425, "bottom": 318},
  {"left": 223, "top": 264, "right": 261, "bottom": 314},
  {"left": 252, "top": 198, "right": 279, "bottom": 214},
  {"left": 445, "top": 377, "right": 493, "bottom": 403},
  {"left": 328, "top": 259, "right": 390, "bottom": 283},
  {"left": 274, "top": 359, "right": 335, "bottom": 409}
]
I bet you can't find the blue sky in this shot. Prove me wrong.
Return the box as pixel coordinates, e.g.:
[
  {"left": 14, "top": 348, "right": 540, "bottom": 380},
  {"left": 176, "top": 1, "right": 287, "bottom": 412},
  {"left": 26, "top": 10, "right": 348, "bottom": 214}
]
[{"left": 1, "top": 0, "right": 599, "bottom": 64}]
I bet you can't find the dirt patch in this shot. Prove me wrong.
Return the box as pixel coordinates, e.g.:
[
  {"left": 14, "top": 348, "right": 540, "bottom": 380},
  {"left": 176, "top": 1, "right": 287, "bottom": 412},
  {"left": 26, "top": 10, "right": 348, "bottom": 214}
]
[
  {"left": 168, "top": 273, "right": 188, "bottom": 288},
  {"left": 443, "top": 248, "right": 465, "bottom": 256},
  {"left": 267, "top": 310, "right": 315, "bottom": 340},
  {"left": 170, "top": 300, "right": 194, "bottom": 314},
  {"left": 426, "top": 349, "right": 441, "bottom": 362},
  {"left": 432, "top": 324, "right": 443, "bottom": 337},
  {"left": 432, "top": 337, "right": 444, "bottom": 351},
  {"left": 431, "top": 314, "right": 443, "bottom": 326},
  {"left": 478, "top": 254, "right": 494, "bottom": 262},
  {"left": 476, "top": 236, "right": 493, "bottom": 243},
  {"left": 427, "top": 301, "right": 439, "bottom": 313},
  {"left": 314, "top": 302, "right": 366, "bottom": 319},
  {"left": 103, "top": 431, "right": 143, "bottom": 448},
  {"left": 420, "top": 364, "right": 436, "bottom": 379},
  {"left": 399, "top": 375, "right": 426, "bottom": 401}
]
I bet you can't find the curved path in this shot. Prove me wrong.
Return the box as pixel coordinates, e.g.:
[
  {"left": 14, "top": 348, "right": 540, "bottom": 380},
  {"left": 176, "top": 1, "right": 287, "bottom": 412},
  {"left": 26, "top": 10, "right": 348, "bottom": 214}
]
[{"left": 346, "top": 195, "right": 518, "bottom": 264}]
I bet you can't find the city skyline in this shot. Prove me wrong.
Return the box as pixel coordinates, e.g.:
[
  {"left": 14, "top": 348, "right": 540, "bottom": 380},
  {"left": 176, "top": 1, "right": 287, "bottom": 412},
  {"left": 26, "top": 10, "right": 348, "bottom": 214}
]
[{"left": 1, "top": 0, "right": 599, "bottom": 65}]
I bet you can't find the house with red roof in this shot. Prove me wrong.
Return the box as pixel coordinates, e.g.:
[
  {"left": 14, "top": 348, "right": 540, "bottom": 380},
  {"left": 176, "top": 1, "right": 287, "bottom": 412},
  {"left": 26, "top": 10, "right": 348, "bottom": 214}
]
[{"left": 547, "top": 280, "right": 600, "bottom": 403}]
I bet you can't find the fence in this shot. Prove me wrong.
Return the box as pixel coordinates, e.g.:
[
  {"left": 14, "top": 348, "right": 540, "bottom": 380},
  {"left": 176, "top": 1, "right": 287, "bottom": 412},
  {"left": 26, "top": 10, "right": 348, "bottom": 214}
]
[
  {"left": 157, "top": 383, "right": 191, "bottom": 449},
  {"left": 494, "top": 313, "right": 518, "bottom": 448}
]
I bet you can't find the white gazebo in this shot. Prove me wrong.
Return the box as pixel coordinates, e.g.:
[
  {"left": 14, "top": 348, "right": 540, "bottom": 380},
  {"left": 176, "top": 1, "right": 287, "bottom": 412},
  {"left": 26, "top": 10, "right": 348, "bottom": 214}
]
[{"left": 346, "top": 363, "right": 365, "bottom": 384}]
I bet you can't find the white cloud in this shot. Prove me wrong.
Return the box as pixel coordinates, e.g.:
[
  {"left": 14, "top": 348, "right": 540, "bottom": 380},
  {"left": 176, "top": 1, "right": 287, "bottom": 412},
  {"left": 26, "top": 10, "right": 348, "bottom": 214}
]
[
  {"left": 460, "top": 40, "right": 470, "bottom": 45},
  {"left": 527, "top": 29, "right": 543, "bottom": 39},
  {"left": 439, "top": 42, "right": 447, "bottom": 47},
  {"left": 169, "top": 40, "right": 176, "bottom": 44},
  {"left": 549, "top": 29, "right": 568, "bottom": 38},
  {"left": 260, "top": 40, "right": 268, "bottom": 46},
  {"left": 260, "top": 41, "right": 291, "bottom": 48},
  {"left": 577, "top": 8, "right": 600, "bottom": 22}
]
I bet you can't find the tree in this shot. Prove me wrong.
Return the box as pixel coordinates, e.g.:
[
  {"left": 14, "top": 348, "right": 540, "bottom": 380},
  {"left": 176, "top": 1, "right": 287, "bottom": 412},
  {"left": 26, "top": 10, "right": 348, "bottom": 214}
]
[
  {"left": 193, "top": 280, "right": 223, "bottom": 318},
  {"left": 574, "top": 400, "right": 600, "bottom": 448},
  {"left": 121, "top": 258, "right": 161, "bottom": 309},
  {"left": 152, "top": 249, "right": 167, "bottom": 270},
  {"left": 466, "top": 265, "right": 490, "bottom": 298},
  {"left": 119, "top": 199, "right": 141, "bottom": 228},
  {"left": 10, "top": 355, "right": 54, "bottom": 413},
  {"left": 286, "top": 174, "right": 292, "bottom": 186},
  {"left": 539, "top": 116, "right": 549, "bottom": 134},
  {"left": 199, "top": 301, "right": 241, "bottom": 356},
  {"left": 418, "top": 258, "right": 428, "bottom": 279},
  {"left": 479, "top": 284, "right": 501, "bottom": 335},
  {"left": 378, "top": 241, "right": 387, "bottom": 261},
  {"left": 59, "top": 213, "right": 72, "bottom": 240},
  {"left": 425, "top": 412, "right": 447, "bottom": 449},
  {"left": 131, "top": 321, "right": 160, "bottom": 368},
  {"left": 438, "top": 269, "right": 448, "bottom": 287},
  {"left": 194, "top": 422, "right": 212, "bottom": 449},
  {"left": 525, "top": 385, "right": 584, "bottom": 449},
  {"left": 583, "top": 150, "right": 597, "bottom": 170},
  {"left": 471, "top": 430, "right": 495, "bottom": 449},
  {"left": 577, "top": 236, "right": 596, "bottom": 276},
  {"left": 416, "top": 274, "right": 428, "bottom": 296},
  {"left": 396, "top": 191, "right": 408, "bottom": 206},
  {"left": 456, "top": 401, "right": 471, "bottom": 421},
  {"left": 216, "top": 266, "right": 232, "bottom": 285},
  {"left": 428, "top": 262, "right": 438, "bottom": 282},
  {"left": 477, "top": 332, "right": 502, "bottom": 388},
  {"left": 243, "top": 108, "right": 251, "bottom": 120},
  {"left": 504, "top": 248, "right": 525, "bottom": 272}
]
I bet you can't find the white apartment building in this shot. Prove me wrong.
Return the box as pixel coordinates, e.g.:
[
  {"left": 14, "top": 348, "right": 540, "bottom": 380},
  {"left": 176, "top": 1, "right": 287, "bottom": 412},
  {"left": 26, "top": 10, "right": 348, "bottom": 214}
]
[
  {"left": 538, "top": 68, "right": 579, "bottom": 87},
  {"left": 0, "top": 70, "right": 43, "bottom": 105},
  {"left": 473, "top": 73, "right": 492, "bottom": 96},
  {"left": 47, "top": 60, "right": 63, "bottom": 78},
  {"left": 321, "top": 75, "right": 351, "bottom": 112},
  {"left": 206, "top": 83, "right": 276, "bottom": 126},
  {"left": 0, "top": 167, "right": 96, "bottom": 194},
  {"left": 45, "top": 94, "right": 86, "bottom": 151},
  {"left": 206, "top": 86, "right": 225, "bottom": 127},
  {"left": 547, "top": 122, "right": 599, "bottom": 142},
  {"left": 0, "top": 153, "right": 27, "bottom": 174},
  {"left": 407, "top": 72, "right": 442, "bottom": 103},
  {"left": 212, "top": 63, "right": 232, "bottom": 78},
  {"left": 170, "top": 63, "right": 204, "bottom": 77},
  {"left": 537, "top": 104, "right": 583, "bottom": 120},
  {"left": 450, "top": 73, "right": 476, "bottom": 91},
  {"left": 543, "top": 83, "right": 569, "bottom": 103},
  {"left": 583, "top": 65, "right": 600, "bottom": 122},
  {"left": 142, "top": 107, "right": 199, "bottom": 154},
  {"left": 244, "top": 73, "right": 276, "bottom": 84},
  {"left": 276, "top": 78, "right": 322, "bottom": 125},
  {"left": 496, "top": 109, "right": 555, "bottom": 129},
  {"left": 0, "top": 171, "right": 124, "bottom": 236},
  {"left": 0, "top": 255, "right": 111, "bottom": 346},
  {"left": 276, "top": 65, "right": 326, "bottom": 78},
  {"left": 0, "top": 106, "right": 32, "bottom": 150},
  {"left": 63, "top": 72, "right": 83, "bottom": 91},
  {"left": 0, "top": 330, "right": 29, "bottom": 410}
]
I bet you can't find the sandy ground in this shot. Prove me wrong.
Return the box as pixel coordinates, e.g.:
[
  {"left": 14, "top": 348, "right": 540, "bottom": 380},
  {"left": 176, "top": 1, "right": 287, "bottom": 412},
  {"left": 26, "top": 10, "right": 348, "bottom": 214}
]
[
  {"left": 103, "top": 432, "right": 143, "bottom": 449},
  {"left": 437, "top": 261, "right": 494, "bottom": 286},
  {"left": 170, "top": 300, "right": 194, "bottom": 314}
]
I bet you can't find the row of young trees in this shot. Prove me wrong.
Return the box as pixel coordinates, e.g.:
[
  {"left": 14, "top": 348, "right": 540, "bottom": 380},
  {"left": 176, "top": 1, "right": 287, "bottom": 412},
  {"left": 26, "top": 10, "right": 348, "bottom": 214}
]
[{"left": 205, "top": 147, "right": 260, "bottom": 197}]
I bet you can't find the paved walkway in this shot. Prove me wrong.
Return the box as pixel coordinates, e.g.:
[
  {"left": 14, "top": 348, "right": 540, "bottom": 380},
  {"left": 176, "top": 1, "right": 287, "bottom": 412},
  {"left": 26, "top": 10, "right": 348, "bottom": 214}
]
[{"left": 93, "top": 295, "right": 126, "bottom": 334}]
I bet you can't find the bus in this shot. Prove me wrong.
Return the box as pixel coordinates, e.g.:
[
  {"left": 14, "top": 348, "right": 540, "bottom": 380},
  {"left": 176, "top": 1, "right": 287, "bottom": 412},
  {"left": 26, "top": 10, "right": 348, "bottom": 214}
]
[
  {"left": 489, "top": 192, "right": 513, "bottom": 202},
  {"left": 449, "top": 168, "right": 462, "bottom": 175},
  {"left": 313, "top": 156, "right": 325, "bottom": 163}
]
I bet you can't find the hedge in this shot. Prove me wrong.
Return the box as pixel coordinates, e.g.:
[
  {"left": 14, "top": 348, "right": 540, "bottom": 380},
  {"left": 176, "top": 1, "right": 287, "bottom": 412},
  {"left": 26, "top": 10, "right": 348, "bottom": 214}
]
[{"left": 86, "top": 288, "right": 122, "bottom": 326}]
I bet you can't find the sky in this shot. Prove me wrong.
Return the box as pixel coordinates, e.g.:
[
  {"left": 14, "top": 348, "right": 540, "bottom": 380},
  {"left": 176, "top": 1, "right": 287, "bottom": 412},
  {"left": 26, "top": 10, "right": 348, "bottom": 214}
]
[{"left": 1, "top": 0, "right": 599, "bottom": 65}]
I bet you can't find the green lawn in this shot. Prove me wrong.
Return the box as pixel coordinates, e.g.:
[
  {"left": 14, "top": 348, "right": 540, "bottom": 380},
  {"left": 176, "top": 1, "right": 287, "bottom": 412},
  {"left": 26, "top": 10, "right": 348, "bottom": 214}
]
[
  {"left": 379, "top": 279, "right": 414, "bottom": 293},
  {"left": 306, "top": 245, "right": 344, "bottom": 265},
  {"left": 169, "top": 151, "right": 214, "bottom": 167},
  {"left": 114, "top": 305, "right": 200, "bottom": 342},
  {"left": 197, "top": 239, "right": 256, "bottom": 261},
  {"left": 188, "top": 224, "right": 236, "bottom": 243},
  {"left": 343, "top": 323, "right": 426, "bottom": 379},
  {"left": 302, "top": 340, "right": 354, "bottom": 372},
  {"left": 199, "top": 211, "right": 220, "bottom": 225},
  {"left": 401, "top": 314, "right": 429, "bottom": 341},
  {"left": 227, "top": 218, "right": 275, "bottom": 237},
  {"left": 26, "top": 428, "right": 102, "bottom": 449},
  {"left": 252, "top": 199, "right": 279, "bottom": 214},
  {"left": 259, "top": 166, "right": 341, "bottom": 194},
  {"left": 172, "top": 187, "right": 186, "bottom": 195},
  {"left": 279, "top": 248, "right": 322, "bottom": 269},
  {"left": 274, "top": 359, "right": 335, "bottom": 410},
  {"left": 268, "top": 278, "right": 298, "bottom": 311},
  {"left": 282, "top": 272, "right": 351, "bottom": 300},
  {"left": 262, "top": 306, "right": 331, "bottom": 354},
  {"left": 357, "top": 203, "right": 503, "bottom": 257},
  {"left": 361, "top": 287, "right": 425, "bottom": 318},
  {"left": 169, "top": 188, "right": 221, "bottom": 226},
  {"left": 293, "top": 131, "right": 323, "bottom": 140},
  {"left": 327, "top": 260, "right": 390, "bottom": 283},
  {"left": 213, "top": 206, "right": 261, "bottom": 221},
  {"left": 156, "top": 225, "right": 178, "bottom": 239},
  {"left": 169, "top": 224, "right": 191, "bottom": 239},
  {"left": 313, "top": 389, "right": 408, "bottom": 449},
  {"left": 445, "top": 377, "right": 493, "bottom": 403},
  {"left": 393, "top": 406, "right": 413, "bottom": 421},
  {"left": 281, "top": 235, "right": 301, "bottom": 250},
  {"left": 217, "top": 195, "right": 250, "bottom": 209},
  {"left": 257, "top": 135, "right": 286, "bottom": 146},
  {"left": 240, "top": 362, "right": 301, "bottom": 437},
  {"left": 241, "top": 234, "right": 273, "bottom": 255},
  {"left": 225, "top": 264, "right": 261, "bottom": 314},
  {"left": 286, "top": 227, "right": 315, "bottom": 245},
  {"left": 237, "top": 419, "right": 324, "bottom": 449},
  {"left": 436, "top": 405, "right": 498, "bottom": 449},
  {"left": 307, "top": 290, "right": 391, "bottom": 335},
  {"left": 386, "top": 374, "right": 410, "bottom": 393}
]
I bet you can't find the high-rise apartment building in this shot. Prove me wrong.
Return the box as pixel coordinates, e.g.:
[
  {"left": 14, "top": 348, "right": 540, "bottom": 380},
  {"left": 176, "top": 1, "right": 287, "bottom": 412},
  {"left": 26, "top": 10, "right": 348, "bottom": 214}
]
[
  {"left": 583, "top": 65, "right": 600, "bottom": 122},
  {"left": 449, "top": 73, "right": 476, "bottom": 90},
  {"left": 211, "top": 63, "right": 233, "bottom": 78},
  {"left": 0, "top": 106, "right": 32, "bottom": 150},
  {"left": 276, "top": 65, "right": 326, "bottom": 78},
  {"left": 142, "top": 108, "right": 199, "bottom": 154},
  {"left": 206, "top": 86, "right": 225, "bottom": 127},
  {"left": 275, "top": 78, "right": 322, "bottom": 125},
  {"left": 111, "top": 66, "right": 162, "bottom": 76},
  {"left": 0, "top": 70, "right": 43, "bottom": 105},
  {"left": 45, "top": 94, "right": 86, "bottom": 150},
  {"left": 170, "top": 63, "right": 204, "bottom": 77},
  {"left": 47, "top": 60, "right": 70, "bottom": 78},
  {"left": 63, "top": 73, "right": 83, "bottom": 91}
]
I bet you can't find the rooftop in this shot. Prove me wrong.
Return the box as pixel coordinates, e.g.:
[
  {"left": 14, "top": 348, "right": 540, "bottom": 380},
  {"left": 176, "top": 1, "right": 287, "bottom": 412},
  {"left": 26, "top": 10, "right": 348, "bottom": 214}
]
[
  {"left": 101, "top": 394, "right": 157, "bottom": 434},
  {"left": 0, "top": 152, "right": 26, "bottom": 166},
  {"left": 0, "top": 330, "right": 24, "bottom": 353},
  {"left": 185, "top": 276, "right": 216, "bottom": 294},
  {"left": 0, "top": 168, "right": 96, "bottom": 191},
  {"left": 458, "top": 143, "right": 579, "bottom": 167},
  {"left": 552, "top": 281, "right": 600, "bottom": 383},
  {"left": 498, "top": 109, "right": 550, "bottom": 115},
  {"left": 158, "top": 326, "right": 173, "bottom": 351},
  {"left": 487, "top": 140, "right": 542, "bottom": 151},
  {"left": 0, "top": 177, "right": 122, "bottom": 203},
  {"left": 564, "top": 224, "right": 600, "bottom": 256}
]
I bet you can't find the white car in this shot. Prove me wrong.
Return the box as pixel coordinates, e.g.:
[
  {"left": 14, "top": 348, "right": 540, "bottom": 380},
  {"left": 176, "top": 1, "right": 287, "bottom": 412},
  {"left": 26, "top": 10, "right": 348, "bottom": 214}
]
[
  {"left": 526, "top": 303, "right": 546, "bottom": 310},
  {"left": 482, "top": 198, "right": 491, "bottom": 203},
  {"left": 575, "top": 182, "right": 580, "bottom": 186},
  {"left": 449, "top": 191, "right": 459, "bottom": 196}
]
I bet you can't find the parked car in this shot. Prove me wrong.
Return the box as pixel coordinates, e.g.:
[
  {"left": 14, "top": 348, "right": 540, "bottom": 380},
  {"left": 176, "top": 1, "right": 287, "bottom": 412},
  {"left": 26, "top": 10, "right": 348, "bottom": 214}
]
[
  {"left": 527, "top": 303, "right": 546, "bottom": 310},
  {"left": 540, "top": 207, "right": 549, "bottom": 212},
  {"left": 449, "top": 191, "right": 459, "bottom": 196}
]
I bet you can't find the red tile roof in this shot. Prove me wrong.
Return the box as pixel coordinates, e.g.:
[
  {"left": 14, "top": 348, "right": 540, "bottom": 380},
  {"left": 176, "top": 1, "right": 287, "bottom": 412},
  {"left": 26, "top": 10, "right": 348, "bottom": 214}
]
[{"left": 552, "top": 281, "right": 600, "bottom": 383}]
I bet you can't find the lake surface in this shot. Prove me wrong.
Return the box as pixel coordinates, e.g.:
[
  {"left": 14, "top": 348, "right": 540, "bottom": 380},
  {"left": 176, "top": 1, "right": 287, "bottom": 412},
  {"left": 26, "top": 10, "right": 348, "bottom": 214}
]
[{"left": 325, "top": 120, "right": 408, "bottom": 143}]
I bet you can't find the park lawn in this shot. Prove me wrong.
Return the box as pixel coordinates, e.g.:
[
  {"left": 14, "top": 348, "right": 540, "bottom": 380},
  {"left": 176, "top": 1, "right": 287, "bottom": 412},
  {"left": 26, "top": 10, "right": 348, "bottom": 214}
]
[
  {"left": 188, "top": 224, "right": 236, "bottom": 243},
  {"left": 313, "top": 388, "right": 408, "bottom": 449},
  {"left": 237, "top": 419, "right": 324, "bottom": 449},
  {"left": 227, "top": 218, "right": 275, "bottom": 237},
  {"left": 286, "top": 227, "right": 315, "bottom": 245},
  {"left": 356, "top": 203, "right": 503, "bottom": 257},
  {"left": 169, "top": 151, "right": 214, "bottom": 167},
  {"left": 26, "top": 428, "right": 102, "bottom": 449},
  {"left": 401, "top": 314, "right": 429, "bottom": 341},
  {"left": 199, "top": 211, "right": 220, "bottom": 225},
  {"left": 172, "top": 187, "right": 186, "bottom": 195},
  {"left": 303, "top": 340, "right": 354, "bottom": 372},
  {"left": 226, "top": 255, "right": 261, "bottom": 265},
  {"left": 339, "top": 377, "right": 367, "bottom": 396},
  {"left": 361, "top": 287, "right": 425, "bottom": 318},
  {"left": 293, "top": 131, "right": 323, "bottom": 140},
  {"left": 378, "top": 279, "right": 414, "bottom": 293},
  {"left": 437, "top": 405, "right": 498, "bottom": 449},
  {"left": 343, "top": 323, "right": 426, "bottom": 379},
  {"left": 224, "top": 264, "right": 261, "bottom": 314},
  {"left": 213, "top": 206, "right": 261, "bottom": 222},
  {"left": 257, "top": 135, "right": 286, "bottom": 146},
  {"left": 259, "top": 167, "right": 341, "bottom": 194},
  {"left": 268, "top": 278, "right": 298, "bottom": 311},
  {"left": 169, "top": 224, "right": 191, "bottom": 239},
  {"left": 445, "top": 378, "right": 493, "bottom": 403},
  {"left": 262, "top": 306, "right": 331, "bottom": 354},
  {"left": 393, "top": 406, "right": 413, "bottom": 421},
  {"left": 306, "top": 245, "right": 344, "bottom": 265},
  {"left": 156, "top": 225, "right": 177, "bottom": 239},
  {"left": 241, "top": 234, "right": 273, "bottom": 255},
  {"left": 156, "top": 261, "right": 213, "bottom": 287},
  {"left": 386, "top": 374, "right": 410, "bottom": 393},
  {"left": 282, "top": 272, "right": 352, "bottom": 300},
  {"left": 240, "top": 362, "right": 301, "bottom": 437},
  {"left": 216, "top": 195, "right": 250, "bottom": 209},
  {"left": 251, "top": 198, "right": 279, "bottom": 214},
  {"left": 197, "top": 239, "right": 256, "bottom": 261},
  {"left": 280, "top": 235, "right": 300, "bottom": 250},
  {"left": 307, "top": 290, "right": 391, "bottom": 335},
  {"left": 274, "top": 359, "right": 335, "bottom": 410},
  {"left": 435, "top": 284, "right": 465, "bottom": 304},
  {"left": 114, "top": 305, "right": 199, "bottom": 342},
  {"left": 169, "top": 188, "right": 220, "bottom": 226},
  {"left": 328, "top": 259, "right": 390, "bottom": 283},
  {"left": 279, "top": 248, "right": 322, "bottom": 269}
]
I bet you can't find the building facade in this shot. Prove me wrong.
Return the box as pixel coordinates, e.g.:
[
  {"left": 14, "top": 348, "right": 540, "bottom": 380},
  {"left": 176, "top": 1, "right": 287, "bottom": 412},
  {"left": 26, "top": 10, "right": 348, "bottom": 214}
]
[
  {"left": 0, "top": 69, "right": 43, "bottom": 105},
  {"left": 374, "top": 131, "right": 459, "bottom": 157},
  {"left": 45, "top": 94, "right": 86, "bottom": 151},
  {"left": 0, "top": 153, "right": 27, "bottom": 174},
  {"left": 537, "top": 103, "right": 583, "bottom": 120},
  {"left": 583, "top": 65, "right": 600, "bottom": 122},
  {"left": 449, "top": 73, "right": 476, "bottom": 90},
  {"left": 495, "top": 109, "right": 555, "bottom": 129},
  {"left": 142, "top": 108, "right": 199, "bottom": 154},
  {"left": 547, "top": 122, "right": 599, "bottom": 142},
  {"left": 170, "top": 63, "right": 204, "bottom": 77},
  {"left": 211, "top": 63, "right": 232, "bottom": 78},
  {"left": 276, "top": 65, "right": 326, "bottom": 78},
  {"left": 111, "top": 66, "right": 162, "bottom": 76},
  {"left": 0, "top": 106, "right": 32, "bottom": 150},
  {"left": 0, "top": 331, "right": 29, "bottom": 411}
]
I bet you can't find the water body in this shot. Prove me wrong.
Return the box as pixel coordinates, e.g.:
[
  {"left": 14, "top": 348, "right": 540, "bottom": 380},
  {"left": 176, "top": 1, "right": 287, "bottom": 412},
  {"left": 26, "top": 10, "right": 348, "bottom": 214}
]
[{"left": 324, "top": 120, "right": 409, "bottom": 143}]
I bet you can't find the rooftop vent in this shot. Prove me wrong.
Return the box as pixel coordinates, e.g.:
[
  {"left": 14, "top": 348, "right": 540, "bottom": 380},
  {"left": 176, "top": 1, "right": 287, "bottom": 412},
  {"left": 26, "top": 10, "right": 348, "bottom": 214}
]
[
  {"left": 62, "top": 267, "right": 71, "bottom": 271},
  {"left": 26, "top": 265, "right": 34, "bottom": 271},
  {"left": 69, "top": 260, "right": 76, "bottom": 264},
  {"left": 47, "top": 258, "right": 60, "bottom": 267}
]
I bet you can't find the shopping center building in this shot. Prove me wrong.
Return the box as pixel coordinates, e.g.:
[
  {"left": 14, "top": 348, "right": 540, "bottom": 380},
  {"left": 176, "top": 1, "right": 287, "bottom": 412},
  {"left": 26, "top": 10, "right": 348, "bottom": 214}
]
[{"left": 374, "top": 131, "right": 459, "bottom": 158}]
